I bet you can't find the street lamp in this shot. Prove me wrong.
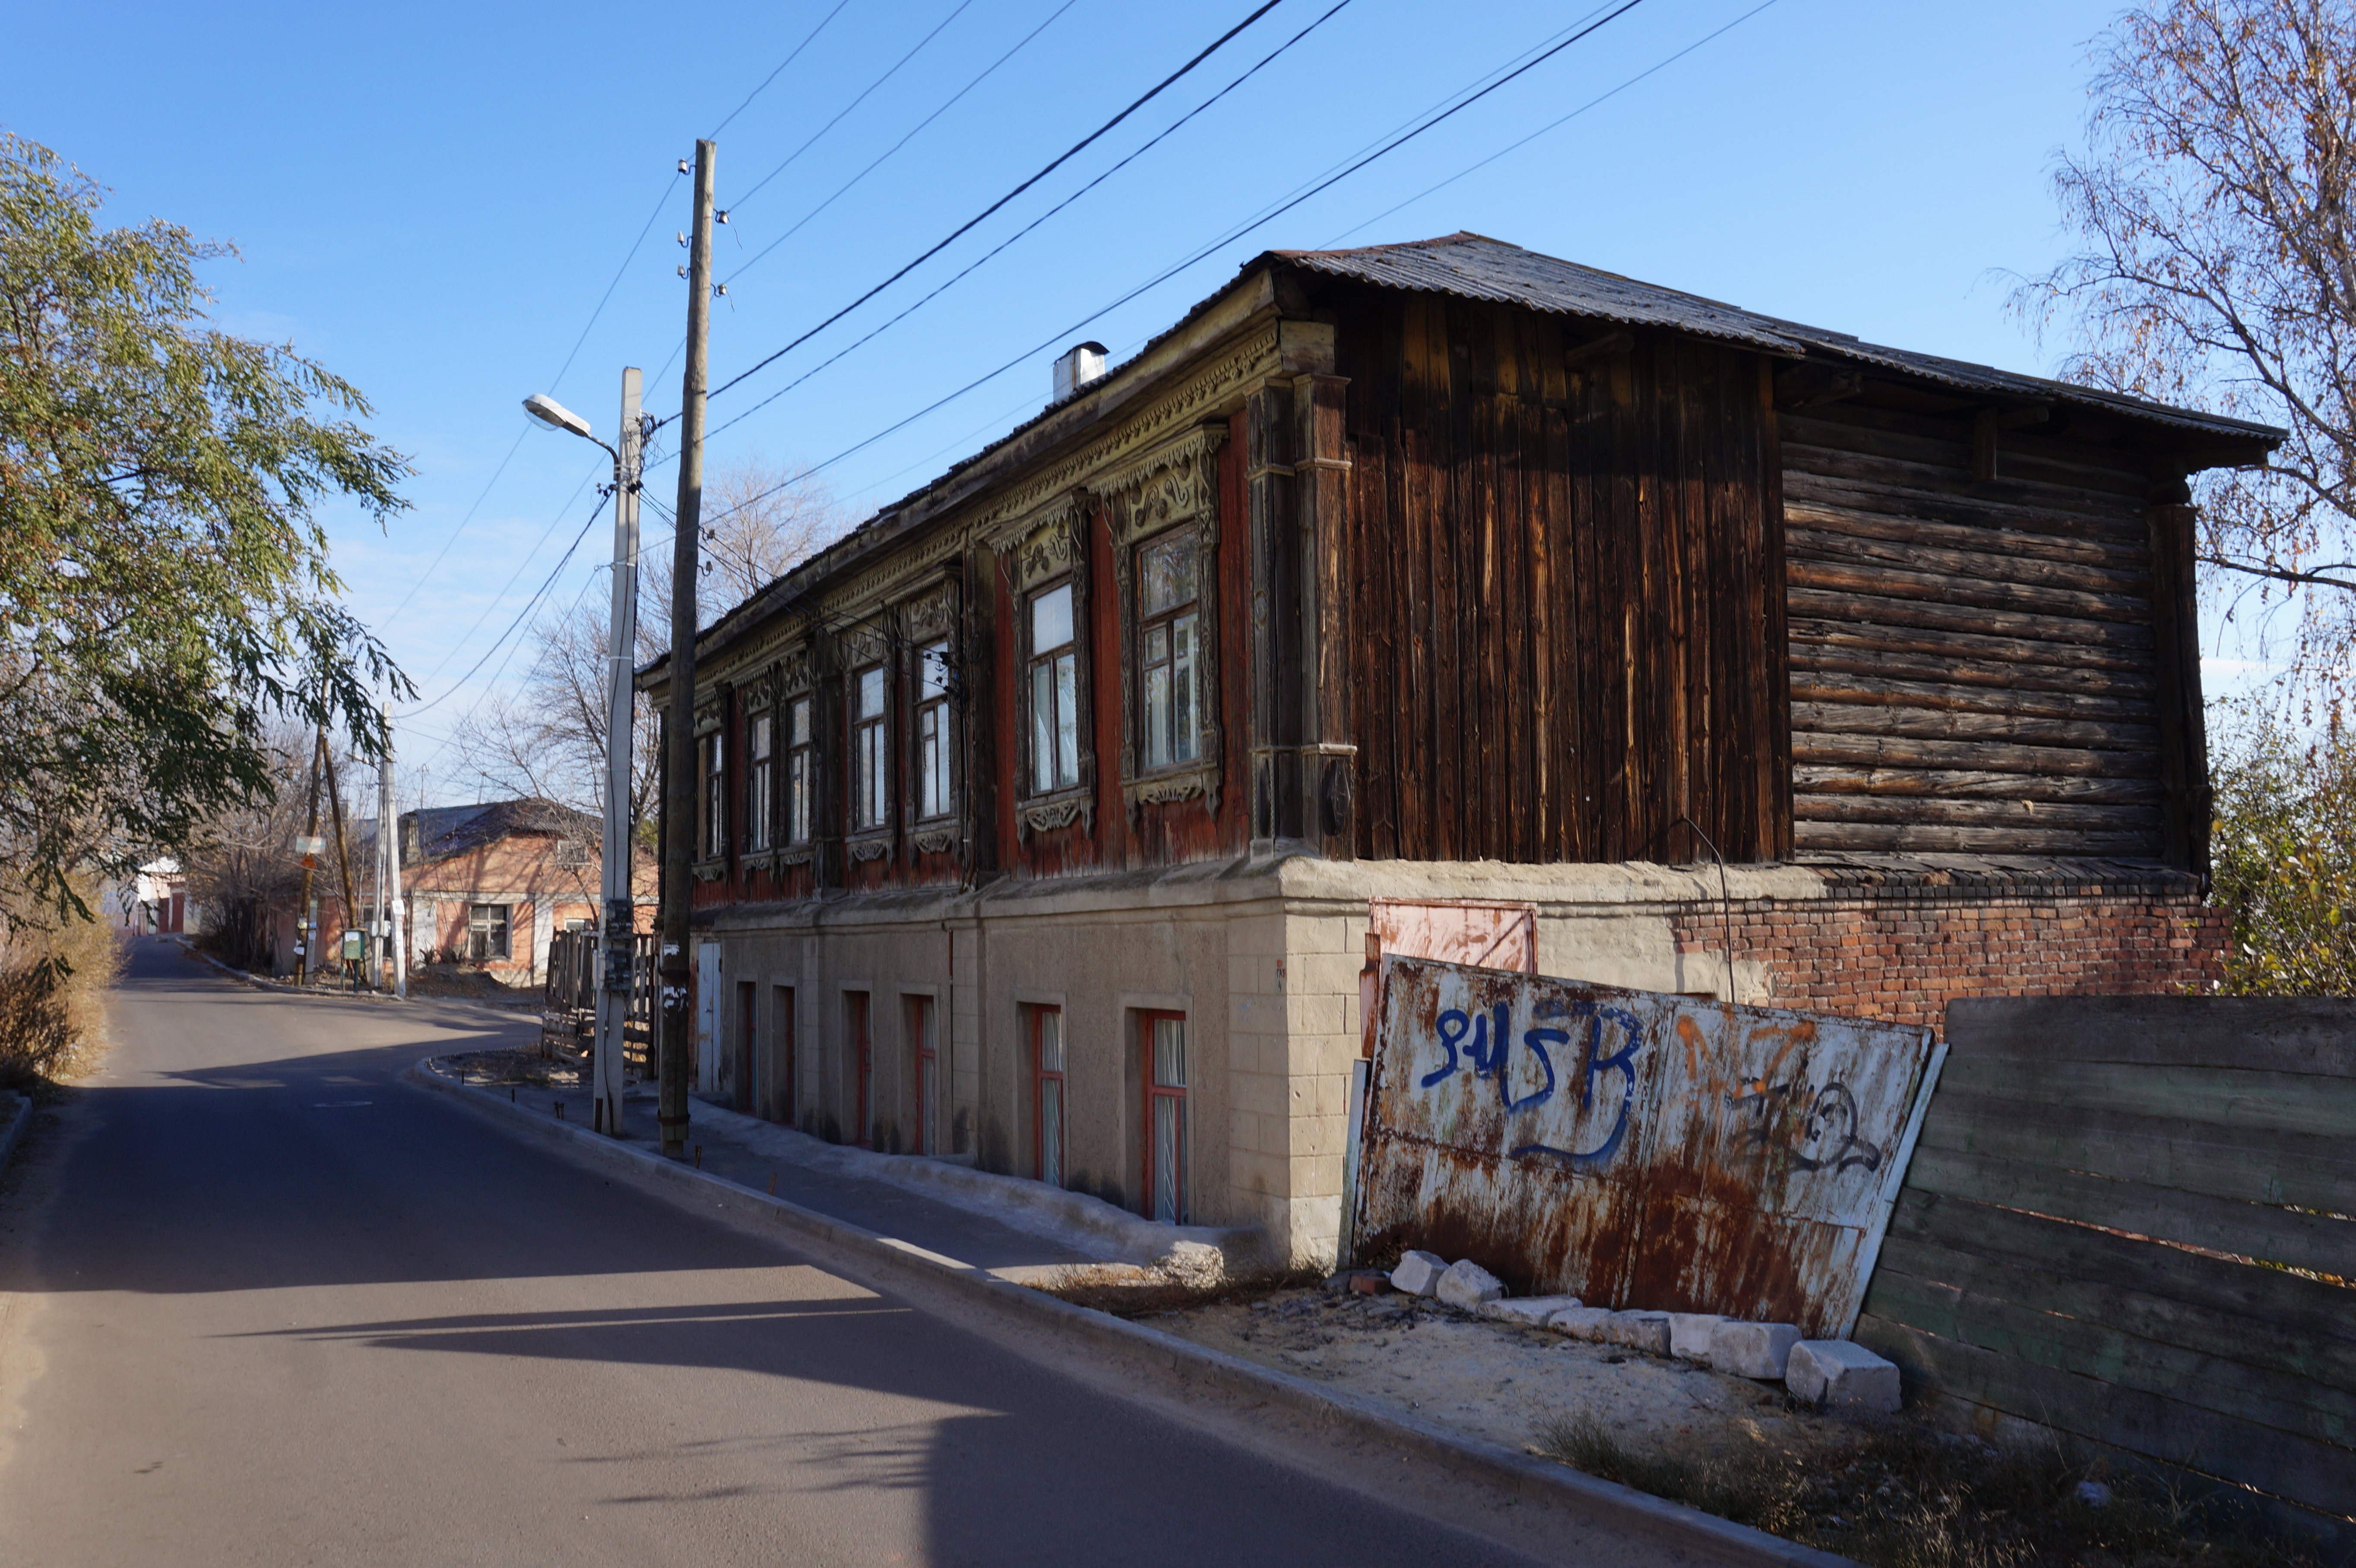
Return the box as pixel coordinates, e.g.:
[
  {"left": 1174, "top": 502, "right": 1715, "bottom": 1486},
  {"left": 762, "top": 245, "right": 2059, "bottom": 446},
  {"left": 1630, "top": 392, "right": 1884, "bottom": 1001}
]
[{"left": 523, "top": 375, "right": 645, "bottom": 1140}]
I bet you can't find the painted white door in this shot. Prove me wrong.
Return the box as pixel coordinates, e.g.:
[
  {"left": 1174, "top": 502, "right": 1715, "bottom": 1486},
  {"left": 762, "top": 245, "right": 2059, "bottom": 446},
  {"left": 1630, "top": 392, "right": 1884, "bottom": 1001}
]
[{"left": 695, "top": 942, "right": 721, "bottom": 1094}]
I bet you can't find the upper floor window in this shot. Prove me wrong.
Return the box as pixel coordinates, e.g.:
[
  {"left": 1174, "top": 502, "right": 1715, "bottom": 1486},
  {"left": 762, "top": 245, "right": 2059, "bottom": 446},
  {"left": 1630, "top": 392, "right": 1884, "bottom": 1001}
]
[
  {"left": 785, "top": 696, "right": 813, "bottom": 844},
  {"left": 1138, "top": 533, "right": 1199, "bottom": 769},
  {"left": 854, "top": 666, "right": 889, "bottom": 831},
  {"left": 916, "top": 641, "right": 952, "bottom": 820},
  {"left": 700, "top": 730, "right": 726, "bottom": 859},
  {"left": 1030, "top": 583, "right": 1080, "bottom": 793},
  {"left": 744, "top": 710, "right": 774, "bottom": 852}
]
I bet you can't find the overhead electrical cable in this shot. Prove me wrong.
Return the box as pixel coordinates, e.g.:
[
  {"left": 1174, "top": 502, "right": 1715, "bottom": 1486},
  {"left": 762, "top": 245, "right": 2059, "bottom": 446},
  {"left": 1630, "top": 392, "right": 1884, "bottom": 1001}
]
[
  {"left": 700, "top": 0, "right": 1651, "bottom": 522},
  {"left": 404, "top": 465, "right": 601, "bottom": 691},
  {"left": 709, "top": 0, "right": 857, "bottom": 137},
  {"left": 380, "top": 430, "right": 526, "bottom": 627},
  {"left": 728, "top": 0, "right": 979, "bottom": 215},
  {"left": 1324, "top": 0, "right": 1783, "bottom": 246},
  {"left": 695, "top": 0, "right": 1292, "bottom": 407},
  {"left": 688, "top": 0, "right": 1355, "bottom": 446},
  {"left": 730, "top": 0, "right": 1083, "bottom": 273},
  {"left": 404, "top": 485, "right": 613, "bottom": 717},
  {"left": 381, "top": 167, "right": 678, "bottom": 628}
]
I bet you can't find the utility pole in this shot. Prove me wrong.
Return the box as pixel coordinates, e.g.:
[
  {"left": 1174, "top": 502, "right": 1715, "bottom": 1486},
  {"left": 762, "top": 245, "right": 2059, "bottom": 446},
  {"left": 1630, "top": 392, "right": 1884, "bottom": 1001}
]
[
  {"left": 659, "top": 139, "right": 716, "bottom": 1160},
  {"left": 380, "top": 704, "right": 406, "bottom": 1000},
  {"left": 322, "top": 737, "right": 360, "bottom": 987},
  {"left": 596, "top": 365, "right": 645, "bottom": 1138},
  {"left": 295, "top": 737, "right": 323, "bottom": 985}
]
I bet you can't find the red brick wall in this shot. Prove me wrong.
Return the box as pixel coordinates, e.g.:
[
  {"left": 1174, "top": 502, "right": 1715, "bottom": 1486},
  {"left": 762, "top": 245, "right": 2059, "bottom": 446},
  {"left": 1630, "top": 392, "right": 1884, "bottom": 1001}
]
[{"left": 1670, "top": 872, "right": 2229, "bottom": 1031}]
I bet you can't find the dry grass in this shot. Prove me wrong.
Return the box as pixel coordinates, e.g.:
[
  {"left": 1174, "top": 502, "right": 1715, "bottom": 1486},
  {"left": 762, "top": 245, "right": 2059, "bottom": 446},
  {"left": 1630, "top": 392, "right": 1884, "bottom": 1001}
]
[
  {"left": 0, "top": 880, "right": 119, "bottom": 1091},
  {"left": 1536, "top": 1410, "right": 2325, "bottom": 1568}
]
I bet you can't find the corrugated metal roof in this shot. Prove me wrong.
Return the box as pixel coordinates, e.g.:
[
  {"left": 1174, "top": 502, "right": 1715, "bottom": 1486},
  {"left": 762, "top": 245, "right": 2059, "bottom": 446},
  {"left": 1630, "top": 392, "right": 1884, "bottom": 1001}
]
[{"left": 1273, "top": 233, "right": 2285, "bottom": 442}]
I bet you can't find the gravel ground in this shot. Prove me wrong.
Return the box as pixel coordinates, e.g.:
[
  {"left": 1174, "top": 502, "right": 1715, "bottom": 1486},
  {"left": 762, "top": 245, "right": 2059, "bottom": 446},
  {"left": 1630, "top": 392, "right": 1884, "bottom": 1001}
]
[{"left": 1153, "top": 1284, "right": 1857, "bottom": 1468}]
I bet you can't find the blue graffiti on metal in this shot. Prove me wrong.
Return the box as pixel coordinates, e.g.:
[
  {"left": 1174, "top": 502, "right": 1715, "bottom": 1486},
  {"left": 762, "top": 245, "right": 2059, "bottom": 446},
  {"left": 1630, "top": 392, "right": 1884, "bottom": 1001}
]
[{"left": 1419, "top": 998, "right": 1645, "bottom": 1167}]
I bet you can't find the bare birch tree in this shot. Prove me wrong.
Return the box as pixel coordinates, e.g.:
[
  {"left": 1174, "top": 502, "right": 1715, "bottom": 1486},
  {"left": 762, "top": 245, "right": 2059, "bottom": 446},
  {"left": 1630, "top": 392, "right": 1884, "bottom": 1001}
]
[
  {"left": 2022, "top": 0, "right": 2356, "bottom": 700},
  {"left": 447, "top": 455, "right": 842, "bottom": 824}
]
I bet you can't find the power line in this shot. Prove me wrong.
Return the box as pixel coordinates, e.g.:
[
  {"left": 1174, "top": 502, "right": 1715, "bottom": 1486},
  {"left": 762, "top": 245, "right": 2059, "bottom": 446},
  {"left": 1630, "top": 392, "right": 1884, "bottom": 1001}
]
[
  {"left": 404, "top": 465, "right": 602, "bottom": 690},
  {"left": 728, "top": 0, "right": 1082, "bottom": 279},
  {"left": 405, "top": 485, "right": 613, "bottom": 717},
  {"left": 709, "top": 0, "right": 857, "bottom": 138},
  {"left": 694, "top": 0, "right": 1291, "bottom": 411},
  {"left": 380, "top": 170, "right": 678, "bottom": 626},
  {"left": 690, "top": 0, "right": 1354, "bottom": 447},
  {"left": 729, "top": 0, "right": 978, "bottom": 217},
  {"left": 701, "top": 0, "right": 1651, "bottom": 524},
  {"left": 380, "top": 429, "right": 526, "bottom": 628},
  {"left": 1324, "top": 0, "right": 1783, "bottom": 247}
]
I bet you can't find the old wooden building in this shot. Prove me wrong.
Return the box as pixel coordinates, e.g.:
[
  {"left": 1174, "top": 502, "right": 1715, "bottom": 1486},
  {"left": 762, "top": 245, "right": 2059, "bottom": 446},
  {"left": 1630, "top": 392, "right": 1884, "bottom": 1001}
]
[{"left": 643, "top": 233, "right": 2279, "bottom": 1266}]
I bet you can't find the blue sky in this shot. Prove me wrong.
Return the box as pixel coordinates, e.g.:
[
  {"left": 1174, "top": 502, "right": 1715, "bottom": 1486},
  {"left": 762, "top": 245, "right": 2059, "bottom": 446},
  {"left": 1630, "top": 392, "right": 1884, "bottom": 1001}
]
[{"left": 9, "top": 0, "right": 2216, "bottom": 800}]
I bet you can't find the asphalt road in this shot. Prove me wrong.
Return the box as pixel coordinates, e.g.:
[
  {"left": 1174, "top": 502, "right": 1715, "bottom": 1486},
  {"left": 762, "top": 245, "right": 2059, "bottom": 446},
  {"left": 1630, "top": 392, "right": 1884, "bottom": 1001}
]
[{"left": 0, "top": 938, "right": 1542, "bottom": 1568}]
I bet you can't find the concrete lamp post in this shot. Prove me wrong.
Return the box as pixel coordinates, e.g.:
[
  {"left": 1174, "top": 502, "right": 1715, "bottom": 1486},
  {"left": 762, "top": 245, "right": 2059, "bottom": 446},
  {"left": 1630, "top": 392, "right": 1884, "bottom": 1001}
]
[{"left": 522, "top": 377, "right": 645, "bottom": 1139}]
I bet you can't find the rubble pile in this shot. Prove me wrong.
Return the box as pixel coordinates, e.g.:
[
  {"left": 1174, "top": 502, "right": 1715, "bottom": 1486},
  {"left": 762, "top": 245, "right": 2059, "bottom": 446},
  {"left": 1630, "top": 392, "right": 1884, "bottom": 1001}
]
[{"left": 1362, "top": 1252, "right": 1901, "bottom": 1415}]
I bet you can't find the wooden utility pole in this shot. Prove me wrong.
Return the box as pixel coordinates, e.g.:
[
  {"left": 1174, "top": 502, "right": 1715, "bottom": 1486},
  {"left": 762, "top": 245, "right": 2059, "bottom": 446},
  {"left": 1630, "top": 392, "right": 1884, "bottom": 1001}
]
[
  {"left": 295, "top": 737, "right": 323, "bottom": 985},
  {"left": 659, "top": 140, "right": 716, "bottom": 1160},
  {"left": 322, "top": 736, "right": 360, "bottom": 984}
]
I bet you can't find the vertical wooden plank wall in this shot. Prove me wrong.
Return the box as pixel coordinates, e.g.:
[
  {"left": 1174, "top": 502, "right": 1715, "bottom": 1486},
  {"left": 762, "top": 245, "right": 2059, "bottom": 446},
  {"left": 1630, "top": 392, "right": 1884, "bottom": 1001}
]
[
  {"left": 1780, "top": 404, "right": 2166, "bottom": 857},
  {"left": 1857, "top": 996, "right": 2356, "bottom": 1542},
  {"left": 1337, "top": 287, "right": 1786, "bottom": 866}
]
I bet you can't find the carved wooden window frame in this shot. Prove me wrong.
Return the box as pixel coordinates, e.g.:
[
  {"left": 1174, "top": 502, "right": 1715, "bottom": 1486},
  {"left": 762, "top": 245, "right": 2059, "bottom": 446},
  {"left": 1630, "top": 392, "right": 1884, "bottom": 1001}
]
[
  {"left": 691, "top": 693, "right": 729, "bottom": 882},
  {"left": 836, "top": 623, "right": 895, "bottom": 866},
  {"left": 1105, "top": 426, "right": 1225, "bottom": 821},
  {"left": 1004, "top": 492, "right": 1096, "bottom": 839},
  {"left": 773, "top": 645, "right": 817, "bottom": 869},
  {"left": 893, "top": 579, "right": 964, "bottom": 860}
]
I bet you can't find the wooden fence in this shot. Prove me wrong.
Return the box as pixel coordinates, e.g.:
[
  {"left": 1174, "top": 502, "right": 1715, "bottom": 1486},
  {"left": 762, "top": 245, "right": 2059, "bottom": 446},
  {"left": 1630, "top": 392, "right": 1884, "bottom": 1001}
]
[
  {"left": 1855, "top": 997, "right": 2354, "bottom": 1543},
  {"left": 541, "top": 929, "right": 657, "bottom": 1072}
]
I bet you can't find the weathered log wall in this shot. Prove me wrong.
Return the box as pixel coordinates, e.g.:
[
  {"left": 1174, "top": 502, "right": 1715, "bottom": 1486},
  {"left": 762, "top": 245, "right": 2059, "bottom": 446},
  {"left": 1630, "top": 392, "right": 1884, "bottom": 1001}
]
[
  {"left": 1335, "top": 287, "right": 1789, "bottom": 865},
  {"left": 1781, "top": 402, "right": 2168, "bottom": 858}
]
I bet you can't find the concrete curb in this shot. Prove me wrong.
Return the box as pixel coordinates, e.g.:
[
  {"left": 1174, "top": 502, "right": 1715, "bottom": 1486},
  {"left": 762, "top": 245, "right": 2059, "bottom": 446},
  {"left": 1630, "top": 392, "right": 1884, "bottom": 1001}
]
[
  {"left": 665, "top": 1094, "right": 1268, "bottom": 1273},
  {"left": 408, "top": 1057, "right": 1858, "bottom": 1568},
  {"left": 0, "top": 1094, "right": 32, "bottom": 1172},
  {"left": 168, "top": 938, "right": 538, "bottom": 1015}
]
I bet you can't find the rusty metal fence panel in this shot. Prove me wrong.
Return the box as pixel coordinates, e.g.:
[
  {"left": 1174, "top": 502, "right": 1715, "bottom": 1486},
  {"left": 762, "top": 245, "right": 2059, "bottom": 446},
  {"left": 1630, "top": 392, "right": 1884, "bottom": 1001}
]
[{"left": 1353, "top": 956, "right": 1941, "bottom": 1338}]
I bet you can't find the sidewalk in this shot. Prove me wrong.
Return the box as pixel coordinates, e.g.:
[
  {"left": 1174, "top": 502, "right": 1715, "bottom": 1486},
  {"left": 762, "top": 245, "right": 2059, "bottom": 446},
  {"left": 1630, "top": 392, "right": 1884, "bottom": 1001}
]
[{"left": 433, "top": 1061, "right": 1260, "bottom": 1280}]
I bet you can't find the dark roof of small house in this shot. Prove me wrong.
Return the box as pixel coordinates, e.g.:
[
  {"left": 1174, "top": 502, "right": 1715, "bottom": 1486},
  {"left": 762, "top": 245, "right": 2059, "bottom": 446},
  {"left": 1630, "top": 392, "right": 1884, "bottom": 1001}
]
[
  {"left": 649, "top": 233, "right": 2283, "bottom": 681},
  {"left": 401, "top": 798, "right": 598, "bottom": 863},
  {"left": 1267, "top": 234, "right": 2285, "bottom": 442}
]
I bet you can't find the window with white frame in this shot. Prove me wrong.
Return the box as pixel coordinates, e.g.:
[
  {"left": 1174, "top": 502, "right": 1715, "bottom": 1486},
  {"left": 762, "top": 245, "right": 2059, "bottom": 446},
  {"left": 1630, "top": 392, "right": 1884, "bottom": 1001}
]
[
  {"left": 853, "top": 666, "right": 888, "bottom": 830},
  {"left": 1029, "top": 583, "right": 1080, "bottom": 793},
  {"left": 915, "top": 641, "right": 952, "bottom": 820},
  {"left": 700, "top": 730, "right": 726, "bottom": 859},
  {"left": 785, "top": 696, "right": 814, "bottom": 844},
  {"left": 744, "top": 710, "right": 774, "bottom": 852},
  {"left": 1137, "top": 532, "right": 1200, "bottom": 769}
]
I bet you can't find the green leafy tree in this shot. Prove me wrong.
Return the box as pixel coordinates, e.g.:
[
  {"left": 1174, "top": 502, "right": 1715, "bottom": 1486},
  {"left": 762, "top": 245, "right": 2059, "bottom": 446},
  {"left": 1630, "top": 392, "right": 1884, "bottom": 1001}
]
[
  {"left": 1, "top": 134, "right": 409, "bottom": 923},
  {"left": 2209, "top": 707, "right": 2356, "bottom": 993}
]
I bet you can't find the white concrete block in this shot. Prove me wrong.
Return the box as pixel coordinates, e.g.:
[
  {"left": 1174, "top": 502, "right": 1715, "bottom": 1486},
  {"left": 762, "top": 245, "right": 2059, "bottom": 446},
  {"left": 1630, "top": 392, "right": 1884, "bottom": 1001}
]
[
  {"left": 1667, "top": 1313, "right": 1726, "bottom": 1360},
  {"left": 1546, "top": 1306, "right": 1615, "bottom": 1340},
  {"left": 1708, "top": 1321, "right": 1802, "bottom": 1379},
  {"left": 1389, "top": 1250, "right": 1446, "bottom": 1297},
  {"left": 1477, "top": 1294, "right": 1583, "bottom": 1327},
  {"left": 1603, "top": 1311, "right": 1671, "bottom": 1354},
  {"left": 1786, "top": 1340, "right": 1901, "bottom": 1414},
  {"left": 1435, "top": 1259, "right": 1505, "bottom": 1310}
]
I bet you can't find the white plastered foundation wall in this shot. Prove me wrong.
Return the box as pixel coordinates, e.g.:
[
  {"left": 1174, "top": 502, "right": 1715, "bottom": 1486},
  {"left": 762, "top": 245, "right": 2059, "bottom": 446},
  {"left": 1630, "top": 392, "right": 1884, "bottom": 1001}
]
[{"left": 690, "top": 854, "right": 1827, "bottom": 1270}]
